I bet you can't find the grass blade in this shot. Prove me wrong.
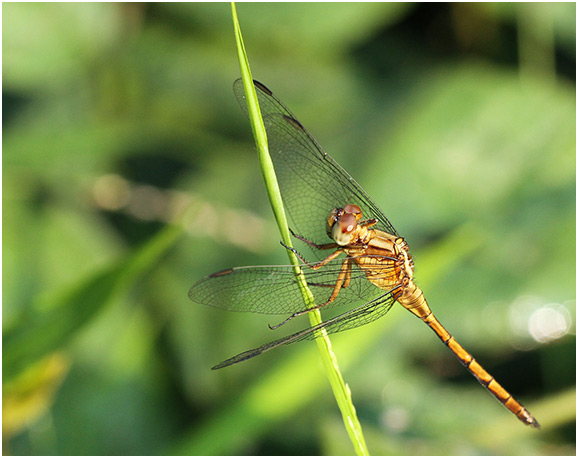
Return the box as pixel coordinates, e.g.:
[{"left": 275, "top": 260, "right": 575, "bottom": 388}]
[{"left": 231, "top": 3, "right": 369, "bottom": 455}]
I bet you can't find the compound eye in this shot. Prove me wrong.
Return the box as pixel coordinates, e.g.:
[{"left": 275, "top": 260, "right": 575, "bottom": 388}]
[
  {"left": 343, "top": 204, "right": 362, "bottom": 220},
  {"left": 339, "top": 213, "right": 357, "bottom": 233},
  {"left": 332, "top": 212, "right": 357, "bottom": 245}
]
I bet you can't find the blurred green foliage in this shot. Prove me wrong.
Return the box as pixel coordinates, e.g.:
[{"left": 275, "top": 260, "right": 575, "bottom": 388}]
[{"left": 3, "top": 3, "right": 575, "bottom": 455}]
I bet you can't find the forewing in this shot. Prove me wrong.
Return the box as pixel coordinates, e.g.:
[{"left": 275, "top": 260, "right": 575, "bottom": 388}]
[
  {"left": 189, "top": 256, "right": 391, "bottom": 315},
  {"left": 233, "top": 79, "right": 398, "bottom": 257}
]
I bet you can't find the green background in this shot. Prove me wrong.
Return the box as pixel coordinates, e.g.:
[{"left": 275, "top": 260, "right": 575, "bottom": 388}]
[{"left": 3, "top": 3, "right": 575, "bottom": 455}]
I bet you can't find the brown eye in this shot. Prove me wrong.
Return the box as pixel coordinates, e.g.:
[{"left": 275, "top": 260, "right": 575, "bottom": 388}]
[
  {"left": 339, "top": 213, "right": 357, "bottom": 233},
  {"left": 343, "top": 204, "right": 362, "bottom": 217}
]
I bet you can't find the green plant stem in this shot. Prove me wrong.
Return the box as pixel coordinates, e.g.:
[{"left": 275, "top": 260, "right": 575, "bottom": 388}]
[{"left": 231, "top": 3, "right": 369, "bottom": 455}]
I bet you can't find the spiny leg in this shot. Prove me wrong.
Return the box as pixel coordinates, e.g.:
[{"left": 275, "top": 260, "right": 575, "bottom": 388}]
[
  {"left": 359, "top": 218, "right": 378, "bottom": 229},
  {"left": 269, "top": 257, "right": 353, "bottom": 330},
  {"left": 289, "top": 228, "right": 339, "bottom": 251},
  {"left": 281, "top": 240, "right": 343, "bottom": 269}
]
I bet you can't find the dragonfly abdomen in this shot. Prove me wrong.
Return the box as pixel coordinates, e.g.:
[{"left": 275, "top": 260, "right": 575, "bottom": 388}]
[
  {"left": 397, "top": 281, "right": 430, "bottom": 319},
  {"left": 420, "top": 303, "right": 540, "bottom": 428}
]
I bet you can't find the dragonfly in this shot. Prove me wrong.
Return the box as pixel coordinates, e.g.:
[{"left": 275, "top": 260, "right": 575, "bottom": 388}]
[{"left": 189, "top": 79, "right": 540, "bottom": 428}]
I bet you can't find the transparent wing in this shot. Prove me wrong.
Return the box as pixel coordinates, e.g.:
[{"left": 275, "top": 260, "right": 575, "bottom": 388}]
[
  {"left": 212, "top": 292, "right": 396, "bottom": 369},
  {"left": 196, "top": 80, "right": 403, "bottom": 369},
  {"left": 189, "top": 255, "right": 397, "bottom": 315},
  {"left": 234, "top": 79, "right": 398, "bottom": 259}
]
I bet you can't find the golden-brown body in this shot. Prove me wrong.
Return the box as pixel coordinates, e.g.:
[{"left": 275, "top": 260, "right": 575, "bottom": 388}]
[{"left": 302, "top": 204, "right": 539, "bottom": 428}]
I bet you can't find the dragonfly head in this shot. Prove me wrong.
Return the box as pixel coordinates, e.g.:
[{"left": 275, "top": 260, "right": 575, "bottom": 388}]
[{"left": 327, "top": 204, "right": 362, "bottom": 246}]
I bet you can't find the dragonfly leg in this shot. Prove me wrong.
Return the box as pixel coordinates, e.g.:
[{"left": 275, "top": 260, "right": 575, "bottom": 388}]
[
  {"left": 290, "top": 228, "right": 339, "bottom": 251},
  {"left": 281, "top": 240, "right": 345, "bottom": 270},
  {"left": 359, "top": 218, "right": 378, "bottom": 229},
  {"left": 269, "top": 257, "right": 353, "bottom": 330},
  {"left": 280, "top": 241, "right": 312, "bottom": 265},
  {"left": 308, "top": 249, "right": 346, "bottom": 270}
]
